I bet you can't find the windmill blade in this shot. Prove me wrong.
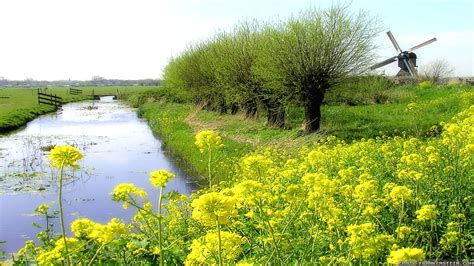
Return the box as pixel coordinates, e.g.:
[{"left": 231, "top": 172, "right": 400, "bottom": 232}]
[
  {"left": 387, "top": 31, "right": 402, "bottom": 52},
  {"left": 402, "top": 58, "right": 418, "bottom": 78},
  {"left": 407, "top": 59, "right": 418, "bottom": 78},
  {"left": 408, "top": 38, "right": 437, "bottom": 52},
  {"left": 369, "top": 56, "right": 397, "bottom": 70}
]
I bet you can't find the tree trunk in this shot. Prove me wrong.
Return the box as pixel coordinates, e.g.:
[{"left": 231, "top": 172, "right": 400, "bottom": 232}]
[
  {"left": 217, "top": 98, "right": 227, "bottom": 114},
  {"left": 230, "top": 103, "right": 239, "bottom": 115},
  {"left": 304, "top": 90, "right": 325, "bottom": 133},
  {"left": 242, "top": 99, "right": 258, "bottom": 119},
  {"left": 266, "top": 105, "right": 285, "bottom": 128}
]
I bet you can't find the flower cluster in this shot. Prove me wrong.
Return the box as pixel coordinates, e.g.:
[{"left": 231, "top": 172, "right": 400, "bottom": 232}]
[
  {"left": 48, "top": 145, "right": 84, "bottom": 169},
  {"left": 185, "top": 231, "right": 243, "bottom": 265},
  {"left": 149, "top": 169, "right": 175, "bottom": 188},
  {"left": 191, "top": 192, "right": 237, "bottom": 226},
  {"left": 194, "top": 130, "right": 224, "bottom": 153}
]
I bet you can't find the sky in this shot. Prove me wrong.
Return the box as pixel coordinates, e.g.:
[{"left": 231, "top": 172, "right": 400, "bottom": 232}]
[{"left": 0, "top": 0, "right": 472, "bottom": 80}]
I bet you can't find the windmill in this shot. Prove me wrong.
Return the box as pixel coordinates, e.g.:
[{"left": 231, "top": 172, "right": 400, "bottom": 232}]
[{"left": 370, "top": 31, "right": 437, "bottom": 78}]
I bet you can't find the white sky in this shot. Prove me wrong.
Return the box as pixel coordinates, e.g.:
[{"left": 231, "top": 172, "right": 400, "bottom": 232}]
[{"left": 0, "top": 0, "right": 472, "bottom": 80}]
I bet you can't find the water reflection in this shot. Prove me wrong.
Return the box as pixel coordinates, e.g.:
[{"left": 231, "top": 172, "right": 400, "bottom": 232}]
[{"left": 0, "top": 97, "right": 196, "bottom": 255}]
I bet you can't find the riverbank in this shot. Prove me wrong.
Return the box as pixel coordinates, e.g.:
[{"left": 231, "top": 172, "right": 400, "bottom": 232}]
[
  {"left": 134, "top": 85, "right": 473, "bottom": 185},
  {"left": 0, "top": 87, "right": 154, "bottom": 134}
]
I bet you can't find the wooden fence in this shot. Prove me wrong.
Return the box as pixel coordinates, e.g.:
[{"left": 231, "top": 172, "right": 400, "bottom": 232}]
[
  {"left": 37, "top": 89, "right": 62, "bottom": 107},
  {"left": 69, "top": 88, "right": 82, "bottom": 95}
]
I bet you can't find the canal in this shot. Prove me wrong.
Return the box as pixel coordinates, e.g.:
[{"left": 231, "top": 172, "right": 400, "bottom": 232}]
[{"left": 0, "top": 97, "right": 196, "bottom": 255}]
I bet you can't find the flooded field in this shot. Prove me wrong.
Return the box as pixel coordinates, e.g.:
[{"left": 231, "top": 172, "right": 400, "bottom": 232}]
[{"left": 0, "top": 97, "right": 196, "bottom": 255}]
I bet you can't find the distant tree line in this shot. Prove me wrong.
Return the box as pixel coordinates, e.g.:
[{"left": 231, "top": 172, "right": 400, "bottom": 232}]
[
  {"left": 0, "top": 77, "right": 161, "bottom": 87},
  {"left": 163, "top": 5, "right": 381, "bottom": 133}
]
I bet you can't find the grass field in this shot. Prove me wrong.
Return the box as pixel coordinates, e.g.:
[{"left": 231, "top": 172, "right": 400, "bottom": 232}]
[{"left": 0, "top": 86, "right": 155, "bottom": 133}]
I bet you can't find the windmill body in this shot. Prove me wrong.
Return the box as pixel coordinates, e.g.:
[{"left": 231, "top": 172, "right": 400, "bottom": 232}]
[{"left": 371, "top": 31, "right": 437, "bottom": 79}]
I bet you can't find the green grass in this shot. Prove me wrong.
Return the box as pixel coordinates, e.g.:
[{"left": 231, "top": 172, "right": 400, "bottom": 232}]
[
  {"left": 0, "top": 86, "right": 154, "bottom": 133},
  {"left": 138, "top": 103, "right": 252, "bottom": 185},
  {"left": 133, "top": 85, "right": 473, "bottom": 184}
]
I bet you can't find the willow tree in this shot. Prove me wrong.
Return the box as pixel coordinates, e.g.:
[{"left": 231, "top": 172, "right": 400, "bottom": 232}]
[
  {"left": 264, "top": 5, "right": 380, "bottom": 132},
  {"left": 213, "top": 21, "right": 262, "bottom": 118},
  {"left": 253, "top": 23, "right": 291, "bottom": 128}
]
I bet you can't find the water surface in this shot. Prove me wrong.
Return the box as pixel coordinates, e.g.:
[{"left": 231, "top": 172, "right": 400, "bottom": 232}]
[{"left": 0, "top": 97, "right": 196, "bottom": 256}]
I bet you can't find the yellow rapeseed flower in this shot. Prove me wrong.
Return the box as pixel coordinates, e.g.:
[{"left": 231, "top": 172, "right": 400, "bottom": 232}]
[
  {"left": 71, "top": 218, "right": 96, "bottom": 238},
  {"left": 112, "top": 183, "right": 147, "bottom": 202},
  {"left": 389, "top": 185, "right": 413, "bottom": 206},
  {"left": 35, "top": 204, "right": 50, "bottom": 215},
  {"left": 395, "top": 226, "right": 412, "bottom": 240},
  {"left": 387, "top": 247, "right": 425, "bottom": 264},
  {"left": 194, "top": 130, "right": 224, "bottom": 153},
  {"left": 415, "top": 204, "right": 437, "bottom": 222},
  {"left": 185, "top": 231, "right": 243, "bottom": 265},
  {"left": 191, "top": 192, "right": 237, "bottom": 226},
  {"left": 149, "top": 169, "right": 175, "bottom": 188},
  {"left": 88, "top": 218, "right": 127, "bottom": 244},
  {"left": 48, "top": 145, "right": 84, "bottom": 169}
]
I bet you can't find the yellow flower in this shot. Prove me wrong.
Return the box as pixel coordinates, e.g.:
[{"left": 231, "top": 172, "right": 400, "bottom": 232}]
[
  {"left": 194, "top": 130, "right": 224, "bottom": 153},
  {"left": 112, "top": 183, "right": 147, "bottom": 202},
  {"left": 240, "top": 154, "right": 272, "bottom": 179},
  {"left": 232, "top": 180, "right": 264, "bottom": 206},
  {"left": 71, "top": 218, "right": 96, "bottom": 238},
  {"left": 353, "top": 180, "right": 377, "bottom": 204},
  {"left": 191, "top": 192, "right": 237, "bottom": 226},
  {"left": 152, "top": 245, "right": 161, "bottom": 255},
  {"left": 89, "top": 218, "right": 127, "bottom": 244},
  {"left": 35, "top": 204, "right": 50, "bottom": 215},
  {"left": 37, "top": 238, "right": 83, "bottom": 265},
  {"left": 415, "top": 204, "right": 437, "bottom": 222},
  {"left": 185, "top": 231, "right": 243, "bottom": 265},
  {"left": 389, "top": 185, "right": 413, "bottom": 206},
  {"left": 395, "top": 226, "right": 412, "bottom": 240},
  {"left": 48, "top": 145, "right": 84, "bottom": 169},
  {"left": 149, "top": 169, "right": 175, "bottom": 188},
  {"left": 37, "top": 248, "right": 63, "bottom": 265},
  {"left": 387, "top": 247, "right": 425, "bottom": 264},
  {"left": 346, "top": 223, "right": 394, "bottom": 259}
]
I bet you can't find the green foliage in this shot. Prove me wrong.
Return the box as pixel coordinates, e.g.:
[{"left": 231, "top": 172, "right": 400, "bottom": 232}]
[
  {"left": 162, "top": 4, "right": 381, "bottom": 130},
  {"left": 125, "top": 87, "right": 191, "bottom": 107},
  {"left": 418, "top": 81, "right": 434, "bottom": 89},
  {"left": 325, "top": 75, "right": 399, "bottom": 105}
]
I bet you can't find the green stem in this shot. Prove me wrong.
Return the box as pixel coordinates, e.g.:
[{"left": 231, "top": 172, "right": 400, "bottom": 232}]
[
  {"left": 88, "top": 244, "right": 105, "bottom": 266},
  {"left": 217, "top": 220, "right": 223, "bottom": 266},
  {"left": 255, "top": 200, "right": 282, "bottom": 263},
  {"left": 208, "top": 145, "right": 212, "bottom": 189},
  {"left": 126, "top": 197, "right": 160, "bottom": 243},
  {"left": 158, "top": 187, "right": 164, "bottom": 266},
  {"left": 58, "top": 163, "right": 72, "bottom": 265},
  {"left": 45, "top": 214, "right": 50, "bottom": 243}
]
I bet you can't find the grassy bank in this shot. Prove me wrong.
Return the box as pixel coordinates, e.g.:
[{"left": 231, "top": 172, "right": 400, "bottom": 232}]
[
  {"left": 0, "top": 86, "right": 154, "bottom": 134},
  {"left": 138, "top": 103, "right": 252, "bottom": 184},
  {"left": 135, "top": 85, "right": 473, "bottom": 184}
]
